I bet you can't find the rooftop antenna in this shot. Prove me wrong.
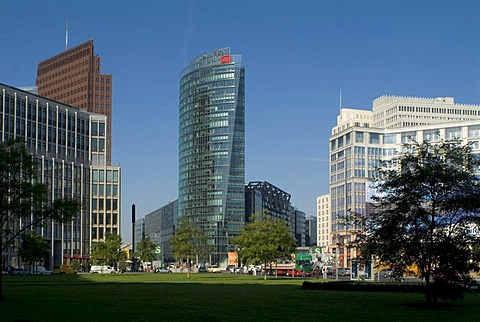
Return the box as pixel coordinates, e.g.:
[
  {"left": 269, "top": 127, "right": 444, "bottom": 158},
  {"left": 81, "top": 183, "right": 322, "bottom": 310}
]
[
  {"left": 339, "top": 88, "right": 342, "bottom": 112},
  {"left": 65, "top": 18, "right": 69, "bottom": 50}
]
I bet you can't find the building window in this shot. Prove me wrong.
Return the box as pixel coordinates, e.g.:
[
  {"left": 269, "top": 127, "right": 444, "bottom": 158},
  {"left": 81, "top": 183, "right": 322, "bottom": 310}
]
[
  {"left": 383, "top": 134, "right": 396, "bottom": 145},
  {"left": 446, "top": 127, "right": 461, "bottom": 139},
  {"left": 423, "top": 129, "right": 440, "bottom": 141},
  {"left": 401, "top": 132, "right": 416, "bottom": 143},
  {"left": 469, "top": 125, "right": 480, "bottom": 138},
  {"left": 355, "top": 132, "right": 364, "bottom": 143},
  {"left": 369, "top": 133, "right": 380, "bottom": 144}
]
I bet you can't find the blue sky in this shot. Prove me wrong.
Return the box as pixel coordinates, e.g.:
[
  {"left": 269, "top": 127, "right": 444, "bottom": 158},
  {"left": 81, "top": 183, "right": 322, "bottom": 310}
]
[{"left": 1, "top": 0, "right": 479, "bottom": 243}]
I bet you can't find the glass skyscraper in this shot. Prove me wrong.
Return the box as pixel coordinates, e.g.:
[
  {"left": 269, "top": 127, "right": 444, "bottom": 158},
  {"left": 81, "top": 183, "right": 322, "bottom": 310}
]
[{"left": 178, "top": 48, "right": 245, "bottom": 265}]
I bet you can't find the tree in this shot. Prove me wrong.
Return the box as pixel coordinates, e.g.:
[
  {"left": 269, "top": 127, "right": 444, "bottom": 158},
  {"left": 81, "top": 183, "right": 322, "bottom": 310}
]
[
  {"left": 134, "top": 236, "right": 158, "bottom": 268},
  {"left": 361, "top": 139, "right": 480, "bottom": 304},
  {"left": 17, "top": 232, "right": 49, "bottom": 270},
  {"left": 233, "top": 214, "right": 296, "bottom": 279},
  {"left": 0, "top": 138, "right": 80, "bottom": 300},
  {"left": 90, "top": 233, "right": 126, "bottom": 271},
  {"left": 169, "top": 216, "right": 209, "bottom": 278}
]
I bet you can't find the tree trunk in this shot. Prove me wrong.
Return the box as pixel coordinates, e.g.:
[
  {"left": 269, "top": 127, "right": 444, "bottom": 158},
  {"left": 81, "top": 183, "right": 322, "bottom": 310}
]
[
  {"left": 264, "top": 260, "right": 267, "bottom": 280},
  {"left": 424, "top": 272, "right": 436, "bottom": 305}
]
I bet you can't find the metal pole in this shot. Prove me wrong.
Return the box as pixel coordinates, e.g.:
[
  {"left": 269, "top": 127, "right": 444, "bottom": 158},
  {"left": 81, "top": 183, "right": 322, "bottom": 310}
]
[
  {"left": 336, "top": 237, "right": 339, "bottom": 281},
  {"left": 131, "top": 204, "right": 136, "bottom": 271}
]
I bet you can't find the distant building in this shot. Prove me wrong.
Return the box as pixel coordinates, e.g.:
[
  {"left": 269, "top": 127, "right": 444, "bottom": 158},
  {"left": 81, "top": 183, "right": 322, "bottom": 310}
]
[
  {"left": 18, "top": 86, "right": 37, "bottom": 94},
  {"left": 160, "top": 200, "right": 178, "bottom": 261},
  {"left": 143, "top": 200, "right": 178, "bottom": 261},
  {"left": 36, "top": 39, "right": 113, "bottom": 163},
  {"left": 294, "top": 209, "right": 306, "bottom": 247},
  {"left": 134, "top": 218, "right": 145, "bottom": 247},
  {"left": 145, "top": 209, "right": 162, "bottom": 246},
  {"left": 316, "top": 194, "right": 330, "bottom": 251},
  {"left": 245, "top": 181, "right": 306, "bottom": 245},
  {"left": 245, "top": 181, "right": 292, "bottom": 222},
  {"left": 178, "top": 48, "right": 245, "bottom": 266},
  {"left": 305, "top": 216, "right": 317, "bottom": 246}
]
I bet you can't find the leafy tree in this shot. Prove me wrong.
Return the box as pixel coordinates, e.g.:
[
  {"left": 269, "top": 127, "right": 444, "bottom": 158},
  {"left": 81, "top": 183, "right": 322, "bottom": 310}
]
[
  {"left": 134, "top": 236, "right": 158, "bottom": 267},
  {"left": 233, "top": 214, "right": 296, "bottom": 279},
  {"left": 0, "top": 138, "right": 80, "bottom": 300},
  {"left": 90, "top": 233, "right": 126, "bottom": 271},
  {"left": 361, "top": 139, "right": 480, "bottom": 304},
  {"left": 17, "top": 232, "right": 49, "bottom": 270},
  {"left": 169, "top": 216, "right": 209, "bottom": 278}
]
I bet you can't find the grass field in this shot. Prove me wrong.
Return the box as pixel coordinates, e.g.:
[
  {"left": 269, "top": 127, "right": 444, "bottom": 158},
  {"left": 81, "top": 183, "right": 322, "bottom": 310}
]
[{"left": 1, "top": 273, "right": 478, "bottom": 321}]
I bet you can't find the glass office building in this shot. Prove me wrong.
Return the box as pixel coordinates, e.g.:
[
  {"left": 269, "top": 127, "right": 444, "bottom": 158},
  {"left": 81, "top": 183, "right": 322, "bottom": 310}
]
[
  {"left": 1, "top": 82, "right": 121, "bottom": 269},
  {"left": 178, "top": 48, "right": 245, "bottom": 265}
]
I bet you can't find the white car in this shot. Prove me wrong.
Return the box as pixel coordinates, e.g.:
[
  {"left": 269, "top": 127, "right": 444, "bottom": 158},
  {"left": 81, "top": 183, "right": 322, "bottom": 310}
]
[
  {"left": 207, "top": 265, "right": 221, "bottom": 273},
  {"left": 155, "top": 267, "right": 172, "bottom": 273},
  {"left": 31, "top": 266, "right": 52, "bottom": 275},
  {"left": 90, "top": 265, "right": 116, "bottom": 274}
]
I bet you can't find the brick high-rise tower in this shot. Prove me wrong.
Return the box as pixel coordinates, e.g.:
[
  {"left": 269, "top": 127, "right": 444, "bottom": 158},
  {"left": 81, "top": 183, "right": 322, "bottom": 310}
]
[{"left": 36, "top": 39, "right": 113, "bottom": 163}]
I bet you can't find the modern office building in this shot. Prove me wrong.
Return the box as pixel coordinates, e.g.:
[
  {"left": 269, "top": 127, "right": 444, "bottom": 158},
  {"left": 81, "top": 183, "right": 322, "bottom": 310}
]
[
  {"left": 36, "top": 39, "right": 113, "bottom": 163},
  {"left": 305, "top": 216, "right": 317, "bottom": 247},
  {"left": 89, "top": 116, "right": 121, "bottom": 243},
  {"left": 144, "top": 209, "right": 162, "bottom": 246},
  {"left": 245, "top": 181, "right": 293, "bottom": 222},
  {"left": 245, "top": 181, "right": 306, "bottom": 244},
  {"left": 142, "top": 200, "right": 178, "bottom": 262},
  {"left": 329, "top": 95, "right": 480, "bottom": 268},
  {"left": 134, "top": 218, "right": 145, "bottom": 247},
  {"left": 1, "top": 82, "right": 120, "bottom": 269},
  {"left": 294, "top": 209, "right": 306, "bottom": 247},
  {"left": 159, "top": 200, "right": 178, "bottom": 261},
  {"left": 178, "top": 48, "right": 245, "bottom": 266}
]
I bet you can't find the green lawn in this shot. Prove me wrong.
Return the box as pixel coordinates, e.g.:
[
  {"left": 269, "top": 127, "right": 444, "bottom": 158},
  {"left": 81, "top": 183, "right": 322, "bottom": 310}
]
[{"left": 0, "top": 274, "right": 478, "bottom": 321}]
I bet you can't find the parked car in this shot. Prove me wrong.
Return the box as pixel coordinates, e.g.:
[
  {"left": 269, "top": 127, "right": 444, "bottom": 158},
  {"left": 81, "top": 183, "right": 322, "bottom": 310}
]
[
  {"left": 207, "top": 265, "right": 221, "bottom": 273},
  {"left": 30, "top": 266, "right": 52, "bottom": 275},
  {"left": 11, "top": 268, "right": 30, "bottom": 276},
  {"left": 90, "top": 265, "right": 116, "bottom": 274},
  {"left": 381, "top": 269, "right": 394, "bottom": 278},
  {"left": 337, "top": 267, "right": 351, "bottom": 276},
  {"left": 198, "top": 265, "right": 207, "bottom": 273},
  {"left": 155, "top": 267, "right": 172, "bottom": 273}
]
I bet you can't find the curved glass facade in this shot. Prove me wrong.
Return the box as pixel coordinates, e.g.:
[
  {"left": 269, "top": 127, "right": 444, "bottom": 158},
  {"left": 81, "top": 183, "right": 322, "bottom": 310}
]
[{"left": 179, "top": 48, "right": 245, "bottom": 264}]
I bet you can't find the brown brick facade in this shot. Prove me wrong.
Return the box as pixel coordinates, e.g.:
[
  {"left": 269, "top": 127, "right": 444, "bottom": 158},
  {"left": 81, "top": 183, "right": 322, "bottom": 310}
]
[{"left": 36, "top": 39, "right": 113, "bottom": 163}]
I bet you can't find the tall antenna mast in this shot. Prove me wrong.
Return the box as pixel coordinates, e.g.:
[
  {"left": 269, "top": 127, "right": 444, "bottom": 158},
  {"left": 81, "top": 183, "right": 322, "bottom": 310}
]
[{"left": 65, "top": 18, "right": 69, "bottom": 50}]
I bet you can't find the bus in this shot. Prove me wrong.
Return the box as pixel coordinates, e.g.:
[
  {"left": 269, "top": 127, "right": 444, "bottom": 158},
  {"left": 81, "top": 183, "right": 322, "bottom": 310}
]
[{"left": 294, "top": 252, "right": 313, "bottom": 276}]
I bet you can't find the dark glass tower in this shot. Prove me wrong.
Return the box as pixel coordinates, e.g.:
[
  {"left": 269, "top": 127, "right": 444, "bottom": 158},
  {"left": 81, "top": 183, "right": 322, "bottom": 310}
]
[{"left": 179, "top": 48, "right": 245, "bottom": 265}]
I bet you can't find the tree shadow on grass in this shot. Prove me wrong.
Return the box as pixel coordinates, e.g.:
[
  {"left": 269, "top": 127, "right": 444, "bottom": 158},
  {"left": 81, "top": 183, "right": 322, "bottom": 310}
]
[{"left": 399, "top": 301, "right": 465, "bottom": 312}]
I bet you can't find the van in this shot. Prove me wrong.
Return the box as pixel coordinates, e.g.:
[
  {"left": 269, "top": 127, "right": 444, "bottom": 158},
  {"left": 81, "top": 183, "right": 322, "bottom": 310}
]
[{"left": 90, "top": 265, "right": 115, "bottom": 274}]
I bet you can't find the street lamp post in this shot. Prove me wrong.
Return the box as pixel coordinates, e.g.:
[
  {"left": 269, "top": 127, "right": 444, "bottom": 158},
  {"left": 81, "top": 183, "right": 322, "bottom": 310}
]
[{"left": 335, "top": 239, "right": 339, "bottom": 280}]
